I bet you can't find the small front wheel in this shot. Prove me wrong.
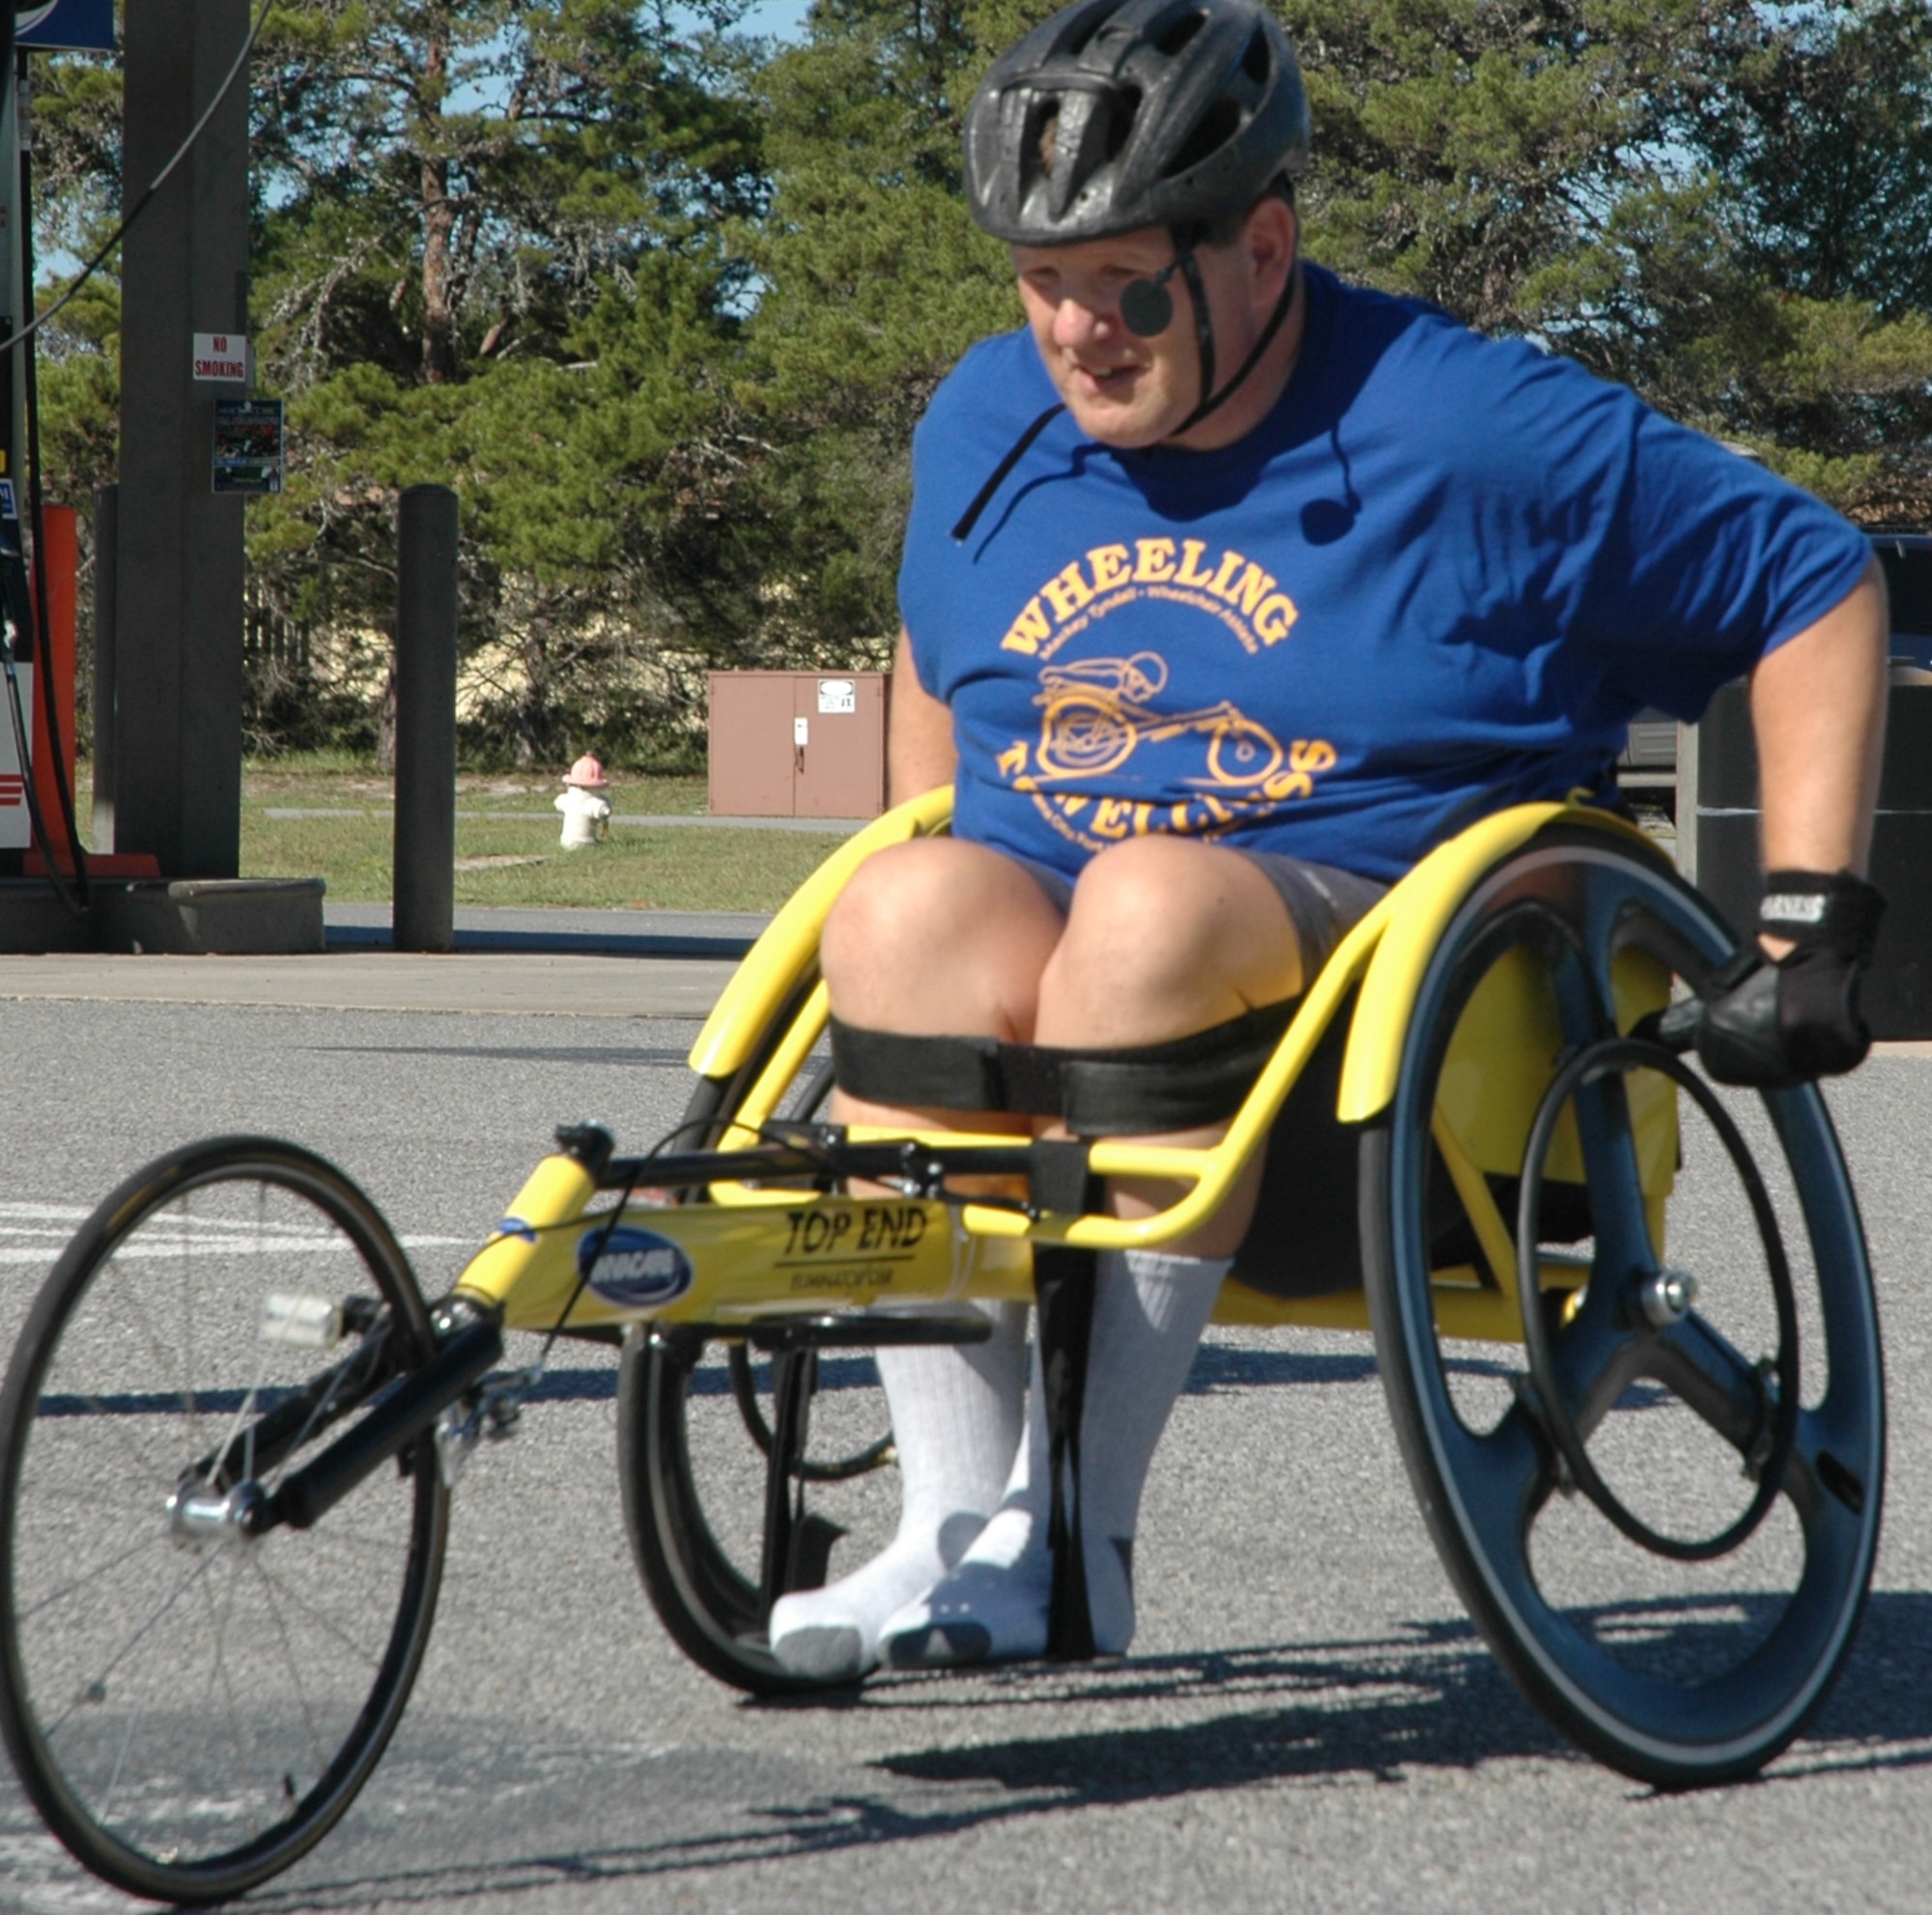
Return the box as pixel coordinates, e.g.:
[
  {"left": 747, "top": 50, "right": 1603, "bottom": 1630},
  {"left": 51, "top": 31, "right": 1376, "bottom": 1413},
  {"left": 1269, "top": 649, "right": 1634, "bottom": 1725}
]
[
  {"left": 0, "top": 1137, "right": 448, "bottom": 1903},
  {"left": 615, "top": 1072, "right": 901, "bottom": 1695}
]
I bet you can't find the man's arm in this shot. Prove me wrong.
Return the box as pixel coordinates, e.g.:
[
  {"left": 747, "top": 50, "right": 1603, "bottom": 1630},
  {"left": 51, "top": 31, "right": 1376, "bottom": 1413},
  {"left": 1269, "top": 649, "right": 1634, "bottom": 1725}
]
[
  {"left": 1686, "top": 555, "right": 1889, "bottom": 1085},
  {"left": 889, "top": 627, "right": 957, "bottom": 804},
  {"left": 1750, "top": 554, "right": 1889, "bottom": 883}
]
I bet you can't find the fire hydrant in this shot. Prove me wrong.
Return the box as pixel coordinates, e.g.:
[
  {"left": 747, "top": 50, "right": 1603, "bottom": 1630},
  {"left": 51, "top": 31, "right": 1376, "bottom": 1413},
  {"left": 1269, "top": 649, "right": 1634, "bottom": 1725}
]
[{"left": 554, "top": 754, "right": 612, "bottom": 849}]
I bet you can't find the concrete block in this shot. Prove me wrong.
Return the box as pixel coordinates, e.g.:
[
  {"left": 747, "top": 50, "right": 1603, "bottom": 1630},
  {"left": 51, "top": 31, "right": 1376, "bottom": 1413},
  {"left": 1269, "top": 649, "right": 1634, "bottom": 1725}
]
[
  {"left": 94, "top": 878, "right": 327, "bottom": 956},
  {"left": 0, "top": 878, "right": 95, "bottom": 953}
]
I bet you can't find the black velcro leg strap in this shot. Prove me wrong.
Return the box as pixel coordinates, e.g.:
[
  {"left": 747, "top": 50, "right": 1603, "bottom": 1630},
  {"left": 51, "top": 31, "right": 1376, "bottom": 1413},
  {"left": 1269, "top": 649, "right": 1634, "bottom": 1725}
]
[
  {"left": 830, "top": 996, "right": 1299, "bottom": 1131},
  {"left": 1035, "top": 1241, "right": 1099, "bottom": 1661},
  {"left": 1028, "top": 1138, "right": 1094, "bottom": 1217},
  {"left": 1060, "top": 999, "right": 1297, "bottom": 1133},
  {"left": 830, "top": 1021, "right": 1019, "bottom": 1111}
]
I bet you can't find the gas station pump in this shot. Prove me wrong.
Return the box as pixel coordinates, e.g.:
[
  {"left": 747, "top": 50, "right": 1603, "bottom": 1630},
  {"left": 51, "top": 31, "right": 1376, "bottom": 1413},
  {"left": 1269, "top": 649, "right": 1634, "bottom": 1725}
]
[
  {"left": 0, "top": 3, "right": 111, "bottom": 895},
  {"left": 0, "top": 497, "right": 38, "bottom": 856},
  {"left": 0, "top": 1, "right": 329, "bottom": 951}
]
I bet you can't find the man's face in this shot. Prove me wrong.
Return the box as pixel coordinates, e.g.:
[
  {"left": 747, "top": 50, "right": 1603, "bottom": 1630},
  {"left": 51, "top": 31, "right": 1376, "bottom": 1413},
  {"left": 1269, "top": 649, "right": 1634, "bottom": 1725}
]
[{"left": 1011, "top": 226, "right": 1204, "bottom": 448}]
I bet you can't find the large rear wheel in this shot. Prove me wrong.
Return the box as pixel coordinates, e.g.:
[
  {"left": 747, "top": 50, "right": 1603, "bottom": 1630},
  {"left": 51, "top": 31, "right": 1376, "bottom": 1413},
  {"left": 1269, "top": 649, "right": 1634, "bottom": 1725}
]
[{"left": 1361, "top": 831, "right": 1883, "bottom": 1786}]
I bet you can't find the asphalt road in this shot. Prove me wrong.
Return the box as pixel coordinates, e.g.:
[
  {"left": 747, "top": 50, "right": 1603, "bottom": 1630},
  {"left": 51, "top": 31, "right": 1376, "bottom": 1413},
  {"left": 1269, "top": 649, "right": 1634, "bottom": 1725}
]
[{"left": 1, "top": 987, "right": 1930, "bottom": 1914}]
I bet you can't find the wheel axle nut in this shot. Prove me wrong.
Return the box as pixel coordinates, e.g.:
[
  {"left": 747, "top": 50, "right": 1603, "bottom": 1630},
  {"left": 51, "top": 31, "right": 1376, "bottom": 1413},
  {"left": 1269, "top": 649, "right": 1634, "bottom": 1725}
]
[{"left": 1639, "top": 1267, "right": 1699, "bottom": 1328}]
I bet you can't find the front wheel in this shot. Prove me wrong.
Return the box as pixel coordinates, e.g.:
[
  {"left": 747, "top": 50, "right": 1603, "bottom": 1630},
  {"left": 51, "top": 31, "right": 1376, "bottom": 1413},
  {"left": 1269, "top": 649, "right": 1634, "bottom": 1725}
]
[{"left": 0, "top": 1137, "right": 448, "bottom": 1903}]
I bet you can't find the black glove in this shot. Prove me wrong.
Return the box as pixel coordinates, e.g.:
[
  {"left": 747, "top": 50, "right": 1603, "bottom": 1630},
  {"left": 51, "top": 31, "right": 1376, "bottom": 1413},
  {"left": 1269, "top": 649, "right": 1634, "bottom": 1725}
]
[{"left": 1687, "top": 871, "right": 1886, "bottom": 1089}]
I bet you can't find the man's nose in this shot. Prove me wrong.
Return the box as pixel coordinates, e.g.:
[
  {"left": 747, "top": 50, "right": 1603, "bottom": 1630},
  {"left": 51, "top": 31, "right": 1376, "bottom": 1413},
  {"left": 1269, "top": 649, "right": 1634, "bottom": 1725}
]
[{"left": 1052, "top": 293, "right": 1115, "bottom": 348}]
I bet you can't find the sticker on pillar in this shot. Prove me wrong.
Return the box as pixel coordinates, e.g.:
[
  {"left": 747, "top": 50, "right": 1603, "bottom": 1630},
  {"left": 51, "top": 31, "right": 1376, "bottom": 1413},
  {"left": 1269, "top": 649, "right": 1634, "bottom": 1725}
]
[
  {"left": 0, "top": 481, "right": 14, "bottom": 521},
  {"left": 192, "top": 333, "right": 249, "bottom": 383},
  {"left": 817, "top": 678, "right": 856, "bottom": 714},
  {"left": 213, "top": 399, "right": 285, "bottom": 496},
  {"left": 0, "top": 694, "right": 26, "bottom": 851}
]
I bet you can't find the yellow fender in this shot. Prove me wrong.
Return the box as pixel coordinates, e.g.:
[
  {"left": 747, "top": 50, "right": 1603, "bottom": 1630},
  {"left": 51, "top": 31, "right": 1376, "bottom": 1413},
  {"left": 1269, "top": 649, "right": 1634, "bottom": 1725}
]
[
  {"left": 1335, "top": 800, "right": 1662, "bottom": 1125},
  {"left": 687, "top": 785, "right": 954, "bottom": 1081}
]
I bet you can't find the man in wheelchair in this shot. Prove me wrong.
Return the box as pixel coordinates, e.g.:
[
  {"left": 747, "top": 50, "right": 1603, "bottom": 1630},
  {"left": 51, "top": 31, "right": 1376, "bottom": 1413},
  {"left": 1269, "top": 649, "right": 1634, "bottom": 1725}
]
[{"left": 767, "top": 0, "right": 1889, "bottom": 1682}]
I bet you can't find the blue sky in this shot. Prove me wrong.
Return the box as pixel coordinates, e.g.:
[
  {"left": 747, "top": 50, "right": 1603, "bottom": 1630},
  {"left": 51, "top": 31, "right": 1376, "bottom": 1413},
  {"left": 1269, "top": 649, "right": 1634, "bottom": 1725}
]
[
  {"left": 32, "top": 1, "right": 823, "bottom": 283},
  {"left": 744, "top": 0, "right": 814, "bottom": 38}
]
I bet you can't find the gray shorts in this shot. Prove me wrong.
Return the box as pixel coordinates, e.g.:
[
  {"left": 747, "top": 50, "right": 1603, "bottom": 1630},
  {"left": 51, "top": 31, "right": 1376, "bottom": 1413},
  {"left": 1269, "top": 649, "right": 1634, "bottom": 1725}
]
[{"left": 1003, "top": 844, "right": 1388, "bottom": 979}]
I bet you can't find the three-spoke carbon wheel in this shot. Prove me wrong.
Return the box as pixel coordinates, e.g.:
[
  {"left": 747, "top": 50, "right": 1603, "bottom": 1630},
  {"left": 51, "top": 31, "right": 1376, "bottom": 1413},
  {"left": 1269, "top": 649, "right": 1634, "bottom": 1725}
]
[
  {"left": 0, "top": 1138, "right": 448, "bottom": 1903},
  {"left": 616, "top": 1065, "right": 903, "bottom": 1695},
  {"left": 1362, "top": 830, "right": 1883, "bottom": 1786}
]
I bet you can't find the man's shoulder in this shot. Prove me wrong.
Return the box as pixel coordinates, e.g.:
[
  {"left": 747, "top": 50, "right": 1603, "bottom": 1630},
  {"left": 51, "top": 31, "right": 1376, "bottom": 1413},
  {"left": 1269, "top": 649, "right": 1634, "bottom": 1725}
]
[
  {"left": 931, "top": 325, "right": 1051, "bottom": 398},
  {"left": 1312, "top": 265, "right": 1580, "bottom": 407},
  {"left": 1302, "top": 265, "right": 1650, "bottom": 485},
  {"left": 920, "top": 329, "right": 1057, "bottom": 438},
  {"left": 909, "top": 330, "right": 1064, "bottom": 536}
]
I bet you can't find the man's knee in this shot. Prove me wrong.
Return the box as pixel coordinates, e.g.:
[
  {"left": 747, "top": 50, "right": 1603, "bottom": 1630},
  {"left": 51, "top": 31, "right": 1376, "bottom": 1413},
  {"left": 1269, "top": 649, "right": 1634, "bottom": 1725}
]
[
  {"left": 822, "top": 840, "right": 1064, "bottom": 1034},
  {"left": 1053, "top": 839, "right": 1302, "bottom": 1018},
  {"left": 822, "top": 842, "right": 954, "bottom": 981}
]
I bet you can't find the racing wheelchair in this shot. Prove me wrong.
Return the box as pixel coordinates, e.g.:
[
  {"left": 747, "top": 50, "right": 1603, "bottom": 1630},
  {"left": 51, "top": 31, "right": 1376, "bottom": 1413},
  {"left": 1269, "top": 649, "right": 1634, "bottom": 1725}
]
[{"left": 0, "top": 793, "right": 1885, "bottom": 1902}]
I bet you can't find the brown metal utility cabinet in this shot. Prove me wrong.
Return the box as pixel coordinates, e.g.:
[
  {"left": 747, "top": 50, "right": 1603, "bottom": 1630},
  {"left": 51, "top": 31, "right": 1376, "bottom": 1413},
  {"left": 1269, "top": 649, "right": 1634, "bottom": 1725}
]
[{"left": 708, "top": 672, "right": 891, "bottom": 819}]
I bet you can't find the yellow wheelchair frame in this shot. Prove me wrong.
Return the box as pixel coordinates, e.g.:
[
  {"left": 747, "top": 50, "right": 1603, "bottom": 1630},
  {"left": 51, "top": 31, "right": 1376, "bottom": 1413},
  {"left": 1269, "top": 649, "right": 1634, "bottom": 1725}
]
[
  {"left": 461, "top": 793, "right": 1666, "bottom": 1343},
  {"left": 0, "top": 794, "right": 1887, "bottom": 1906}
]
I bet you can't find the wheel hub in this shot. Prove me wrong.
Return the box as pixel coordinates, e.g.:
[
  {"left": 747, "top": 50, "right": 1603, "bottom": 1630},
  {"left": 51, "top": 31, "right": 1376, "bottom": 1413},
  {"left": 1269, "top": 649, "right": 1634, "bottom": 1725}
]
[
  {"left": 166, "top": 1475, "right": 265, "bottom": 1550},
  {"left": 1636, "top": 1265, "right": 1699, "bottom": 1329}
]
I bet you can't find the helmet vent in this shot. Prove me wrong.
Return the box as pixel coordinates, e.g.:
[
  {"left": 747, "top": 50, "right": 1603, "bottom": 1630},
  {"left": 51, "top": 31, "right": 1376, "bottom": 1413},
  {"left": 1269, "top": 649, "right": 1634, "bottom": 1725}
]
[
  {"left": 1036, "top": 102, "right": 1062, "bottom": 177},
  {"left": 1240, "top": 23, "right": 1271, "bottom": 82},
  {"left": 1163, "top": 96, "right": 1240, "bottom": 176},
  {"left": 1154, "top": 8, "right": 1206, "bottom": 56}
]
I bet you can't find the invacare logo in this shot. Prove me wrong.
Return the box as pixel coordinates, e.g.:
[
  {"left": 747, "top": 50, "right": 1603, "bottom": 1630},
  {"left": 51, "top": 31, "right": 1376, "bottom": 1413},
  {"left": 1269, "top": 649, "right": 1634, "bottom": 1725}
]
[
  {"left": 577, "top": 1223, "right": 693, "bottom": 1309},
  {"left": 0, "top": 775, "right": 23, "bottom": 808}
]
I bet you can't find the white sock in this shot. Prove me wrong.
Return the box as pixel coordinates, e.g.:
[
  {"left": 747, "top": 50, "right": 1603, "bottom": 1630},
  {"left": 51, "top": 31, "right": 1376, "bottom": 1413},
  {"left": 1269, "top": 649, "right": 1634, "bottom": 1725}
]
[
  {"left": 767, "top": 1300, "right": 1026, "bottom": 1679},
  {"left": 879, "top": 1248, "right": 1227, "bottom": 1668}
]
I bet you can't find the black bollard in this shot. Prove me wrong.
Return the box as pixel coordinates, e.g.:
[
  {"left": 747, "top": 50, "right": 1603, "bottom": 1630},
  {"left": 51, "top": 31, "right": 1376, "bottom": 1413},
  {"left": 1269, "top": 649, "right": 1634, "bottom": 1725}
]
[{"left": 392, "top": 485, "right": 458, "bottom": 953}]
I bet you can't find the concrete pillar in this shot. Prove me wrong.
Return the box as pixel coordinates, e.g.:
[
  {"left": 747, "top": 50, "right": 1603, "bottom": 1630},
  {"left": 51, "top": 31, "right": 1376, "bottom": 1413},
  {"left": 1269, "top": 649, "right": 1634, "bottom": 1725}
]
[
  {"left": 113, "top": 0, "right": 249, "bottom": 876},
  {"left": 1, "top": 64, "right": 24, "bottom": 505}
]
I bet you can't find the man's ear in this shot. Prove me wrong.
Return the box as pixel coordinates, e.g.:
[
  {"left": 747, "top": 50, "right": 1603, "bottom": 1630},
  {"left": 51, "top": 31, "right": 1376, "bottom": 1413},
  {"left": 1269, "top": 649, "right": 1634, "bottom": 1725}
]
[{"left": 1243, "top": 195, "right": 1297, "bottom": 296}]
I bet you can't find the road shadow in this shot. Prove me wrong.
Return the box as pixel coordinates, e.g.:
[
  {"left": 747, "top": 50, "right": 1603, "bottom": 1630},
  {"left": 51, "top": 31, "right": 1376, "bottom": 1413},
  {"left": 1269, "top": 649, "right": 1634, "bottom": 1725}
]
[{"left": 171, "top": 1591, "right": 1932, "bottom": 1912}]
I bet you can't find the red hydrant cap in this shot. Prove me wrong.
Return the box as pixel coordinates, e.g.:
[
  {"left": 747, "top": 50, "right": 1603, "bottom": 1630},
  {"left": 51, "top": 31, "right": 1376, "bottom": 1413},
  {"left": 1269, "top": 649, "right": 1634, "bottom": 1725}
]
[{"left": 564, "top": 754, "right": 611, "bottom": 788}]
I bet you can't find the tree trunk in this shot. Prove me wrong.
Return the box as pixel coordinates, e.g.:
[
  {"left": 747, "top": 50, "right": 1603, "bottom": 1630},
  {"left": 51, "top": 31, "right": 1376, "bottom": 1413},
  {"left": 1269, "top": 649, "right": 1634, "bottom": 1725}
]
[
  {"left": 515, "top": 616, "right": 552, "bottom": 768},
  {"left": 419, "top": 31, "right": 457, "bottom": 386},
  {"left": 374, "top": 666, "right": 398, "bottom": 774}
]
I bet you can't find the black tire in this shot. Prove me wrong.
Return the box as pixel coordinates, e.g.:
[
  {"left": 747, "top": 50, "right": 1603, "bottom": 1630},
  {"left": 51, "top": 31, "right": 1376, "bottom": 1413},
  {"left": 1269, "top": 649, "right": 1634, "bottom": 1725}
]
[
  {"left": 0, "top": 1137, "right": 448, "bottom": 1902},
  {"left": 1361, "top": 829, "right": 1884, "bottom": 1786},
  {"left": 616, "top": 1069, "right": 900, "bottom": 1695}
]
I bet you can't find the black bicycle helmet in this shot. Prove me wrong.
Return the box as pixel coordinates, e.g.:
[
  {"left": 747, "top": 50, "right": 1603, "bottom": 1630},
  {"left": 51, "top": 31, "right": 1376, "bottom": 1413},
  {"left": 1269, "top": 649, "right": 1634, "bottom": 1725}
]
[{"left": 965, "top": 0, "right": 1310, "bottom": 246}]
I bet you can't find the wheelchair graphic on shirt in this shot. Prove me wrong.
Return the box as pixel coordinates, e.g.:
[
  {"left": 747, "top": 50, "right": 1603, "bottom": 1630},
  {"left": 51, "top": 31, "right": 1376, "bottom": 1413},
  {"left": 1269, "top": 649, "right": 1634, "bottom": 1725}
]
[
  {"left": 1030, "top": 651, "right": 1332, "bottom": 802},
  {"left": 0, "top": 791, "right": 1887, "bottom": 1904}
]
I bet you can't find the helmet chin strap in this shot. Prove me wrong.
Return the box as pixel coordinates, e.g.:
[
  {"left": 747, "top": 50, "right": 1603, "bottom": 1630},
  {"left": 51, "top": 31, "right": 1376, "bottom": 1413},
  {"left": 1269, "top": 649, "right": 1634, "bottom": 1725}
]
[{"left": 1121, "top": 242, "right": 1298, "bottom": 441}]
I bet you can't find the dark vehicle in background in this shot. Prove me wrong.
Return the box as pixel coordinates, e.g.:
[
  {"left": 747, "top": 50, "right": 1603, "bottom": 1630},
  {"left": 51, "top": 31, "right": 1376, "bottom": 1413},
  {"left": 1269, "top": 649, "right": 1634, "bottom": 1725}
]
[
  {"left": 1618, "top": 533, "right": 1932, "bottom": 818},
  {"left": 1877, "top": 533, "right": 1932, "bottom": 672}
]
